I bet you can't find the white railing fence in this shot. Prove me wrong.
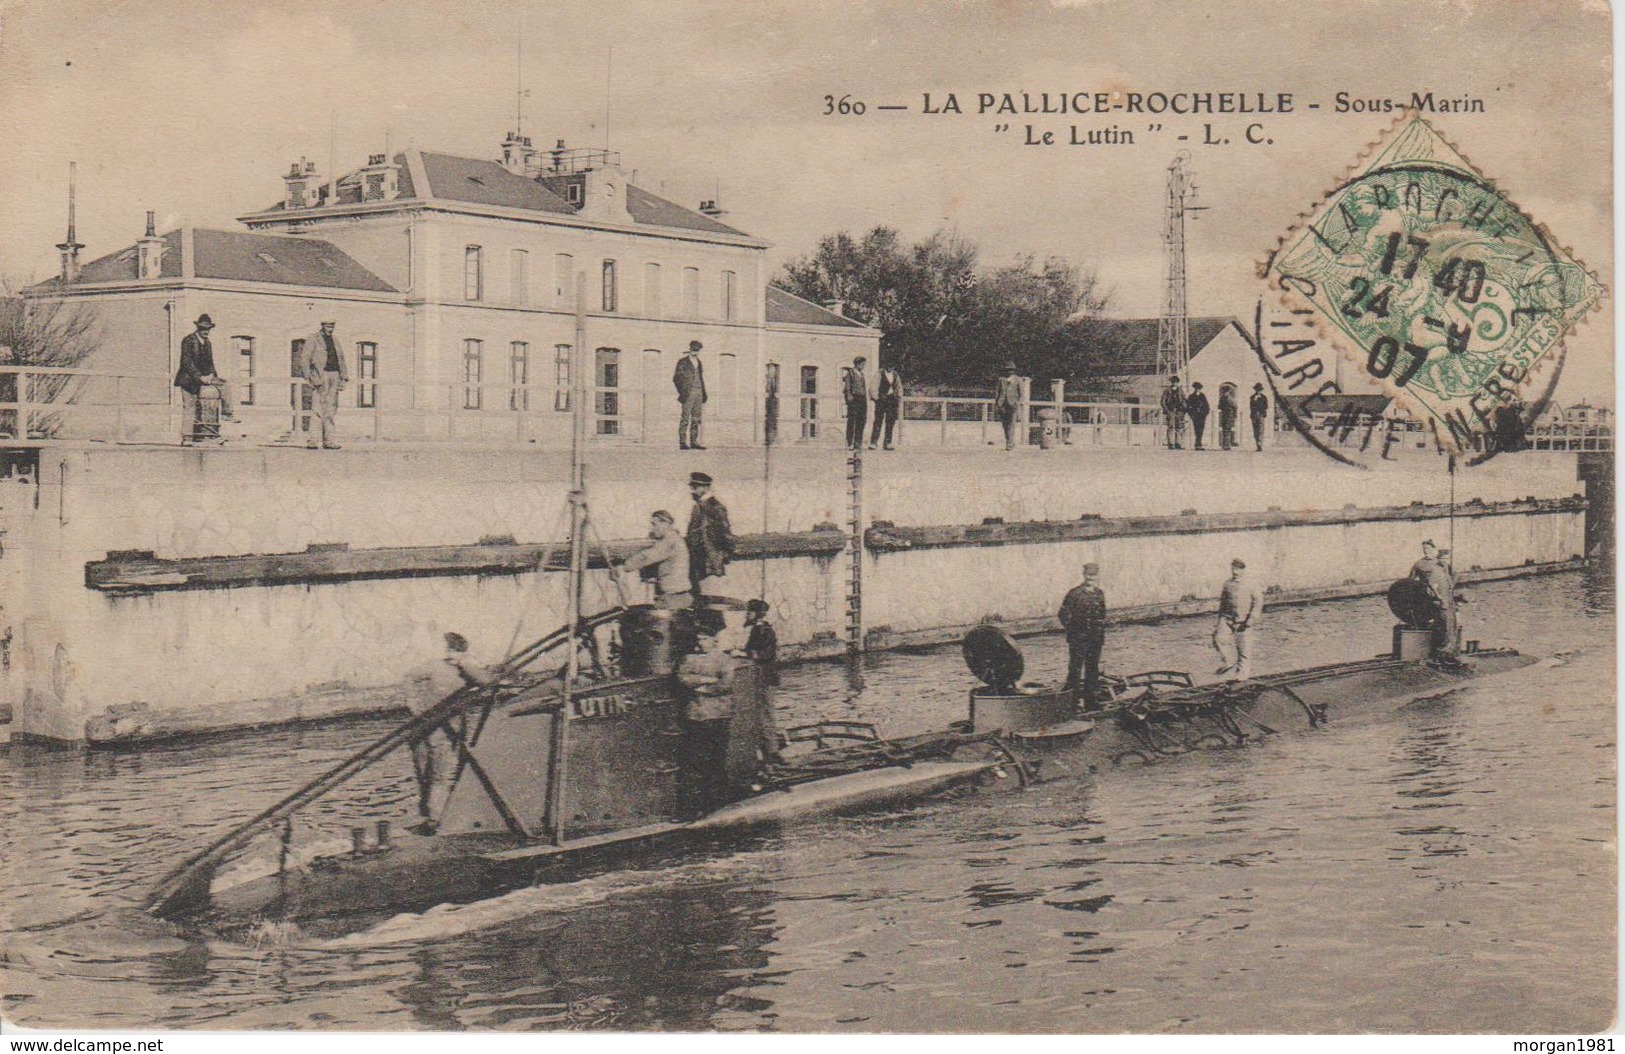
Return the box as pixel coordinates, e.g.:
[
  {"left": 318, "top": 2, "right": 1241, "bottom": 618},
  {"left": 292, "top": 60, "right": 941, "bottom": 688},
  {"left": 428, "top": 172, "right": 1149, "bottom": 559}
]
[{"left": 1, "top": 365, "right": 1608, "bottom": 453}]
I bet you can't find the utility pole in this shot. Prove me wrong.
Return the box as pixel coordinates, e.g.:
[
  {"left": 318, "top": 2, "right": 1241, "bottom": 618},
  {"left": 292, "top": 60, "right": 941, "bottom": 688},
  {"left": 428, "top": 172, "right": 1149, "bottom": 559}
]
[{"left": 1156, "top": 152, "right": 1206, "bottom": 386}]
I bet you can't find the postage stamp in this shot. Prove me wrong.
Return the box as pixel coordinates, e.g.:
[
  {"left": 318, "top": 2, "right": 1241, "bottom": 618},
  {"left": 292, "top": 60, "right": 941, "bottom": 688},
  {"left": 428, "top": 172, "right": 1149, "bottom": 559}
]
[{"left": 1264, "top": 114, "right": 1606, "bottom": 452}]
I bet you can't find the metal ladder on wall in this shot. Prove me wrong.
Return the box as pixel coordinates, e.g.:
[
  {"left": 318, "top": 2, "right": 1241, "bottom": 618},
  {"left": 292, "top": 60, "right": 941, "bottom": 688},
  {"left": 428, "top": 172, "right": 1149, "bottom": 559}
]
[{"left": 846, "top": 448, "right": 863, "bottom": 655}]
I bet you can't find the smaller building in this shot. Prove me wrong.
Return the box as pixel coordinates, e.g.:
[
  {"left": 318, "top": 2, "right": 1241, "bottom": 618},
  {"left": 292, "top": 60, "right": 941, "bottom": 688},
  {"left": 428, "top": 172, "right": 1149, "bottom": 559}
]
[{"left": 1069, "top": 316, "right": 1273, "bottom": 441}]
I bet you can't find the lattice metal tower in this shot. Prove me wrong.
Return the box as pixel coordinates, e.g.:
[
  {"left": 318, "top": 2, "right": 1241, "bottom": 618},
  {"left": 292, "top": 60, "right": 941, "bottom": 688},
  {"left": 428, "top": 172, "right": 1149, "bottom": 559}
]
[{"left": 1156, "top": 152, "right": 1204, "bottom": 384}]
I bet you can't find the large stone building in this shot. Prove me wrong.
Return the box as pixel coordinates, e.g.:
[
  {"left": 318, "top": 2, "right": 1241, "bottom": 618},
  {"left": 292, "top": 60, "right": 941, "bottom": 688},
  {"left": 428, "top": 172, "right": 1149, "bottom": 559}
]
[{"left": 29, "top": 135, "right": 879, "bottom": 446}]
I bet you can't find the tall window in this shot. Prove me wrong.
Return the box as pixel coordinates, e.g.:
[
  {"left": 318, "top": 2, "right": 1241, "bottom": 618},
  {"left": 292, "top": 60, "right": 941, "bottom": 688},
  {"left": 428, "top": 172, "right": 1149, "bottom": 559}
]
[
  {"left": 553, "top": 344, "right": 572, "bottom": 411},
  {"left": 509, "top": 341, "right": 529, "bottom": 411},
  {"left": 356, "top": 341, "right": 378, "bottom": 408},
  {"left": 232, "top": 336, "right": 255, "bottom": 406},
  {"left": 464, "top": 246, "right": 483, "bottom": 301},
  {"left": 601, "top": 260, "right": 618, "bottom": 312},
  {"left": 462, "top": 339, "right": 483, "bottom": 409},
  {"left": 682, "top": 266, "right": 700, "bottom": 317},
  {"left": 510, "top": 249, "right": 529, "bottom": 304},
  {"left": 595, "top": 348, "right": 621, "bottom": 435},
  {"left": 554, "top": 253, "right": 574, "bottom": 305},
  {"left": 644, "top": 262, "right": 662, "bottom": 317},
  {"left": 404, "top": 227, "right": 414, "bottom": 290},
  {"left": 721, "top": 271, "right": 737, "bottom": 322},
  {"left": 799, "top": 365, "right": 819, "bottom": 440}
]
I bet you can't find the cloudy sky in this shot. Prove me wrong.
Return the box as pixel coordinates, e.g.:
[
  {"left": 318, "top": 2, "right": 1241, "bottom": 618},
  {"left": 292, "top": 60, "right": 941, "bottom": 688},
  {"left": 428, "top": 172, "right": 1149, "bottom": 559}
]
[{"left": 0, "top": 0, "right": 1611, "bottom": 400}]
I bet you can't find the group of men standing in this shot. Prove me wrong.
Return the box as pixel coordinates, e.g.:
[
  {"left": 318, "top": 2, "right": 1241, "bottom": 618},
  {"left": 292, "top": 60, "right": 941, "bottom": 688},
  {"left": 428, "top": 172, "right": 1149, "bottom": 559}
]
[
  {"left": 1058, "top": 556, "right": 1264, "bottom": 708},
  {"left": 616, "top": 471, "right": 736, "bottom": 612},
  {"left": 1161, "top": 376, "right": 1269, "bottom": 452},
  {"left": 841, "top": 356, "right": 904, "bottom": 451},
  {"left": 172, "top": 313, "right": 350, "bottom": 449}
]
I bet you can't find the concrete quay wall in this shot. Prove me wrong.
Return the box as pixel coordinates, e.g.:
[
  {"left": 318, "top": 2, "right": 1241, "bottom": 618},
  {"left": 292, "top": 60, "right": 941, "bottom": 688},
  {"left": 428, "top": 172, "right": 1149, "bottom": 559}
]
[{"left": 0, "top": 444, "right": 1587, "bottom": 744}]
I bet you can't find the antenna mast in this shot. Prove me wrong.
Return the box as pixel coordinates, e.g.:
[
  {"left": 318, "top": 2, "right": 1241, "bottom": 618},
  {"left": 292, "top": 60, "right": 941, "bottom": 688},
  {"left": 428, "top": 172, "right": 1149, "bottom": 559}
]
[
  {"left": 56, "top": 161, "right": 84, "bottom": 282},
  {"left": 515, "top": 10, "right": 524, "bottom": 136},
  {"left": 1156, "top": 152, "right": 1205, "bottom": 385}
]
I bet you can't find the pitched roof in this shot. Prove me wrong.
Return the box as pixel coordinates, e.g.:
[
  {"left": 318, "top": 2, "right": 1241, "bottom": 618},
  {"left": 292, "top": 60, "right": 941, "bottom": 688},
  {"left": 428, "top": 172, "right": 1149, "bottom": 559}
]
[
  {"left": 417, "top": 151, "right": 578, "bottom": 214},
  {"left": 1069, "top": 316, "right": 1243, "bottom": 376},
  {"left": 191, "top": 229, "right": 396, "bottom": 291},
  {"left": 625, "top": 184, "right": 747, "bottom": 237},
  {"left": 30, "top": 228, "right": 396, "bottom": 293},
  {"left": 766, "top": 286, "right": 870, "bottom": 329},
  {"left": 248, "top": 148, "right": 755, "bottom": 238}
]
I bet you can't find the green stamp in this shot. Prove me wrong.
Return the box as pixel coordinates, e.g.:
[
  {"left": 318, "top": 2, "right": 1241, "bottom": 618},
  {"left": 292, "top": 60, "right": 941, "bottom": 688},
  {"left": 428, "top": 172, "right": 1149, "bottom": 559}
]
[{"left": 1266, "top": 115, "right": 1605, "bottom": 451}]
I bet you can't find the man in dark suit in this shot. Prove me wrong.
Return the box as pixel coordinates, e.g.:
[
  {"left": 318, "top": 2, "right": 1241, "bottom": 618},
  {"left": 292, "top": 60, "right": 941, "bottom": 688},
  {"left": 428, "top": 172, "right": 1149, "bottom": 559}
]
[
  {"left": 172, "top": 313, "right": 236, "bottom": 443},
  {"left": 1249, "top": 383, "right": 1269, "bottom": 451},
  {"left": 686, "top": 472, "right": 735, "bottom": 600},
  {"left": 869, "top": 362, "right": 901, "bottom": 450},
  {"left": 673, "top": 340, "right": 707, "bottom": 450},
  {"left": 1185, "top": 382, "right": 1211, "bottom": 450},
  {"left": 1058, "top": 562, "right": 1107, "bottom": 709}
]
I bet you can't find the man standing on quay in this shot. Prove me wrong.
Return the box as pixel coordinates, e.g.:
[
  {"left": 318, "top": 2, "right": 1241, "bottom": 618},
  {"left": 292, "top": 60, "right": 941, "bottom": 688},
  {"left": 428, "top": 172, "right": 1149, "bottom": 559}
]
[
  {"left": 173, "top": 313, "right": 236, "bottom": 444},
  {"left": 1249, "top": 382, "right": 1270, "bottom": 451},
  {"left": 300, "top": 319, "right": 348, "bottom": 450},
  {"left": 1058, "top": 562, "right": 1108, "bottom": 709},
  {"left": 1186, "top": 381, "right": 1211, "bottom": 451},
  {"left": 994, "top": 362, "right": 1023, "bottom": 451},
  {"left": 674, "top": 340, "right": 707, "bottom": 450},
  {"left": 1161, "top": 376, "right": 1186, "bottom": 449},
  {"left": 844, "top": 356, "right": 870, "bottom": 450},
  {"left": 869, "top": 362, "right": 901, "bottom": 450}
]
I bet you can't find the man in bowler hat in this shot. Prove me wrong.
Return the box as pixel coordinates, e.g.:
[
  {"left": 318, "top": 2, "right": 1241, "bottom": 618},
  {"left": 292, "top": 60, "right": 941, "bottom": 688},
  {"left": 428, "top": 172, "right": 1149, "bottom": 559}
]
[
  {"left": 173, "top": 313, "right": 236, "bottom": 442},
  {"left": 1249, "top": 382, "right": 1270, "bottom": 451},
  {"left": 673, "top": 340, "right": 707, "bottom": 450}
]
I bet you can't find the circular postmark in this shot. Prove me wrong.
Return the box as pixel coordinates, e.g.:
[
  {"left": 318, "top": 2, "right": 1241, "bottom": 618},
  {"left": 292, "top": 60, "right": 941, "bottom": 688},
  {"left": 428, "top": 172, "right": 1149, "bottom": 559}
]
[{"left": 1266, "top": 116, "right": 1604, "bottom": 457}]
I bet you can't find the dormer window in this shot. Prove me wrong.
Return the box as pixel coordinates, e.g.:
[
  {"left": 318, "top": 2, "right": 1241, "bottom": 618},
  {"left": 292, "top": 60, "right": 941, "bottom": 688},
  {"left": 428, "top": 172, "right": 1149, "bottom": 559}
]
[{"left": 566, "top": 183, "right": 583, "bottom": 206}]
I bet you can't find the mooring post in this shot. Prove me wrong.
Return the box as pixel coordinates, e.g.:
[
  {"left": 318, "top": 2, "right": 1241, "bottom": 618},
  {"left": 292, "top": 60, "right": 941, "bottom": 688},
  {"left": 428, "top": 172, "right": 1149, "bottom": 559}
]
[
  {"left": 1578, "top": 451, "right": 1614, "bottom": 559},
  {"left": 846, "top": 447, "right": 864, "bottom": 655}
]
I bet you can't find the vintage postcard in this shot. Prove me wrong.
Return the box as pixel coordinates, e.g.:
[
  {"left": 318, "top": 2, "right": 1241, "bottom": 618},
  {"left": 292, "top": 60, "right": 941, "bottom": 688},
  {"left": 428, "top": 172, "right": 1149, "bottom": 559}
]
[{"left": 0, "top": 0, "right": 1613, "bottom": 1039}]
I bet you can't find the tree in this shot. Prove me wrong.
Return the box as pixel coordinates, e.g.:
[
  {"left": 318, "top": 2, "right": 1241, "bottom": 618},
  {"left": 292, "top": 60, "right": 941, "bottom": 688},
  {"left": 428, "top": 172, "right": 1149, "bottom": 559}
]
[
  {"left": 0, "top": 279, "right": 102, "bottom": 438},
  {"left": 774, "top": 226, "right": 1110, "bottom": 387}
]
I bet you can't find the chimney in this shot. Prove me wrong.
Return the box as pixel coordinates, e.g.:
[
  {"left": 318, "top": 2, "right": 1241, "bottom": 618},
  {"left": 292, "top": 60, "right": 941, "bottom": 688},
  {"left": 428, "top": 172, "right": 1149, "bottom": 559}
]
[
  {"left": 136, "top": 210, "right": 165, "bottom": 279},
  {"left": 283, "top": 157, "right": 321, "bottom": 210},
  {"left": 359, "top": 152, "right": 400, "bottom": 202},
  {"left": 550, "top": 138, "right": 567, "bottom": 172},
  {"left": 698, "top": 199, "right": 727, "bottom": 218},
  {"left": 56, "top": 161, "right": 84, "bottom": 283},
  {"left": 823, "top": 299, "right": 846, "bottom": 317},
  {"left": 579, "top": 164, "right": 633, "bottom": 225},
  {"left": 500, "top": 131, "right": 537, "bottom": 176}
]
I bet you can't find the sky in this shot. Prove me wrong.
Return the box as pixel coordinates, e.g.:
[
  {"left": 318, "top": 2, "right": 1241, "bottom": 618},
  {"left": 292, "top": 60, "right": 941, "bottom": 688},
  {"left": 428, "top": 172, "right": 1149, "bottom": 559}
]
[{"left": 0, "top": 0, "right": 1612, "bottom": 401}]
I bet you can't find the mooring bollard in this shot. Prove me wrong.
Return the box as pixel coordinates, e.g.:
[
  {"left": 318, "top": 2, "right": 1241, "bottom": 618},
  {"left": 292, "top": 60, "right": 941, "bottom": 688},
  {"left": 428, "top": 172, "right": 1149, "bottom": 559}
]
[{"left": 350, "top": 826, "right": 367, "bottom": 856}]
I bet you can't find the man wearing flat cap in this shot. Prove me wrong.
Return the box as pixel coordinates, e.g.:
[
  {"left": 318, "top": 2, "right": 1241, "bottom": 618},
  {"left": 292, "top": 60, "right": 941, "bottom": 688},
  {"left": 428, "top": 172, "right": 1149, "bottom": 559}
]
[
  {"left": 1058, "top": 561, "right": 1108, "bottom": 709},
  {"left": 173, "top": 313, "right": 236, "bottom": 443},
  {"left": 1214, "top": 557, "right": 1264, "bottom": 679},
  {"left": 299, "top": 319, "right": 349, "bottom": 449},
  {"left": 1161, "top": 375, "right": 1186, "bottom": 449},
  {"left": 685, "top": 471, "right": 735, "bottom": 601}
]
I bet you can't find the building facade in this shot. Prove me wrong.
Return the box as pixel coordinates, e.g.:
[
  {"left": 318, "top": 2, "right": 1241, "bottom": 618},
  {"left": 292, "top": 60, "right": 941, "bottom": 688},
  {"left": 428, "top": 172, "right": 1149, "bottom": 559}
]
[{"left": 28, "top": 136, "right": 878, "bottom": 446}]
